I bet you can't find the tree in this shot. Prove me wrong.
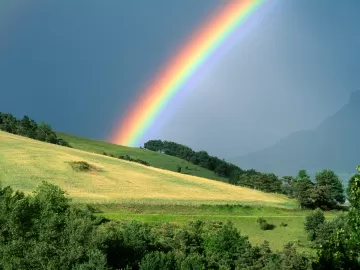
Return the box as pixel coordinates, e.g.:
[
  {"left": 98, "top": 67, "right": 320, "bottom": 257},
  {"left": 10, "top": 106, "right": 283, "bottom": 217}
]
[
  {"left": 0, "top": 182, "right": 107, "bottom": 270},
  {"left": 144, "top": 140, "right": 164, "bottom": 152},
  {"left": 315, "top": 169, "right": 345, "bottom": 205},
  {"left": 279, "top": 242, "right": 313, "bottom": 270},
  {"left": 204, "top": 221, "right": 254, "bottom": 269},
  {"left": 304, "top": 208, "right": 325, "bottom": 241},
  {"left": 139, "top": 251, "right": 176, "bottom": 270},
  {"left": 214, "top": 163, "right": 229, "bottom": 177},
  {"left": 297, "top": 169, "right": 310, "bottom": 180},
  {"left": 315, "top": 166, "right": 360, "bottom": 269},
  {"left": 309, "top": 185, "right": 334, "bottom": 210},
  {"left": 293, "top": 178, "right": 315, "bottom": 209},
  {"left": 281, "top": 176, "right": 296, "bottom": 197},
  {"left": 314, "top": 213, "right": 347, "bottom": 247},
  {"left": 261, "top": 173, "right": 282, "bottom": 193}
]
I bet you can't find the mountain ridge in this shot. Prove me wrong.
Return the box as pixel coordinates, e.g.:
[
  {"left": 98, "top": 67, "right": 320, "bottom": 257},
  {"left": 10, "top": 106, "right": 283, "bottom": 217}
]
[{"left": 231, "top": 91, "right": 360, "bottom": 177}]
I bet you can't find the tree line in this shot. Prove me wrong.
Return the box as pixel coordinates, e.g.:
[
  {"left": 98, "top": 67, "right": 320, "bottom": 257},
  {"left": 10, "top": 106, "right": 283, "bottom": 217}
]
[
  {"left": 144, "top": 140, "right": 346, "bottom": 210},
  {"left": 144, "top": 140, "right": 245, "bottom": 178},
  {"left": 0, "top": 167, "right": 359, "bottom": 269},
  {"left": 0, "top": 112, "right": 70, "bottom": 147}
]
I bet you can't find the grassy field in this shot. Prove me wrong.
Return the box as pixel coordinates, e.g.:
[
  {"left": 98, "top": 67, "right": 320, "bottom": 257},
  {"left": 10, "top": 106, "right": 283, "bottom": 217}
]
[
  {"left": 57, "top": 132, "right": 227, "bottom": 182},
  {"left": 91, "top": 204, "right": 338, "bottom": 252},
  {"left": 0, "top": 131, "right": 294, "bottom": 206}
]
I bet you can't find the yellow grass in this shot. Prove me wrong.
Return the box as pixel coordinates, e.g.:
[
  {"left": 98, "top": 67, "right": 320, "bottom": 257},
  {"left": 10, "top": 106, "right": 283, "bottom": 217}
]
[{"left": 0, "top": 131, "right": 294, "bottom": 206}]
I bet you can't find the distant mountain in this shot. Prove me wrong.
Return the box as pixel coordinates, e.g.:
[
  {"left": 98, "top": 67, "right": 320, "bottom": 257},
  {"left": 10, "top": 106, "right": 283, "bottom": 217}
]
[{"left": 231, "top": 91, "right": 360, "bottom": 177}]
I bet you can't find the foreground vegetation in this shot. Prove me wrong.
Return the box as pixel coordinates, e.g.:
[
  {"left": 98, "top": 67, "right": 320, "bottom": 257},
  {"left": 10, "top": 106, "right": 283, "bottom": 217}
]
[{"left": 0, "top": 170, "right": 359, "bottom": 269}]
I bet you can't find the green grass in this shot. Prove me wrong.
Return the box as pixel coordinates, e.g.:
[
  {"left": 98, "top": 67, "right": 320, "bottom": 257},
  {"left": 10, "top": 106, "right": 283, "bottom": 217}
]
[
  {"left": 57, "top": 132, "right": 227, "bottom": 182},
  {"left": 90, "top": 203, "right": 339, "bottom": 252}
]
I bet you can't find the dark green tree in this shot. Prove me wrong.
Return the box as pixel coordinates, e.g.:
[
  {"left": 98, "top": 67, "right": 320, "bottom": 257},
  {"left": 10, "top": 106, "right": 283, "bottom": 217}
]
[
  {"left": 304, "top": 208, "right": 325, "bottom": 241},
  {"left": 294, "top": 178, "right": 315, "bottom": 209},
  {"left": 281, "top": 176, "right": 296, "bottom": 197},
  {"left": 315, "top": 169, "right": 345, "bottom": 205},
  {"left": 204, "top": 221, "right": 254, "bottom": 269},
  {"left": 144, "top": 140, "right": 164, "bottom": 152},
  {"left": 309, "top": 185, "right": 334, "bottom": 210},
  {"left": 315, "top": 166, "right": 360, "bottom": 269},
  {"left": 0, "top": 182, "right": 107, "bottom": 270},
  {"left": 139, "top": 251, "right": 176, "bottom": 270},
  {"left": 297, "top": 169, "right": 310, "bottom": 180}
]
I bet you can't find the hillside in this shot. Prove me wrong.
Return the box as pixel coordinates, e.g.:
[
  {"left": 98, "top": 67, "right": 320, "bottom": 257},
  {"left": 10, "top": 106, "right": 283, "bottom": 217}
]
[
  {"left": 231, "top": 91, "right": 360, "bottom": 177},
  {"left": 0, "top": 130, "right": 294, "bottom": 206},
  {"left": 57, "top": 132, "right": 228, "bottom": 182}
]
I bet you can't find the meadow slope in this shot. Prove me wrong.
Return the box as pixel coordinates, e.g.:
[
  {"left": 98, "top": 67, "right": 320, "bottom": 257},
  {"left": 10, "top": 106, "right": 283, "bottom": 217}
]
[
  {"left": 57, "top": 132, "right": 227, "bottom": 182},
  {"left": 0, "top": 131, "right": 294, "bottom": 206}
]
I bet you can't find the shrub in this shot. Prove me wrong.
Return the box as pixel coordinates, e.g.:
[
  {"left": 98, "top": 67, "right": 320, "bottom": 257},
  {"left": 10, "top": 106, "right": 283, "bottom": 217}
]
[
  {"left": 280, "top": 222, "right": 288, "bottom": 227},
  {"left": 304, "top": 208, "right": 325, "bottom": 241},
  {"left": 57, "top": 138, "right": 72, "bottom": 148},
  {"left": 68, "top": 161, "right": 100, "bottom": 172},
  {"left": 118, "top": 155, "right": 150, "bottom": 166},
  {"left": 139, "top": 251, "right": 176, "bottom": 270},
  {"left": 257, "top": 217, "right": 275, "bottom": 230}
]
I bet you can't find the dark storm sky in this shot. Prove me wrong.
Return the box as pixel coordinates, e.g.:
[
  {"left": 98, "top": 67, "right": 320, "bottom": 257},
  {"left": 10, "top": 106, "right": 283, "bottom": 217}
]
[{"left": 1, "top": 0, "right": 359, "bottom": 157}]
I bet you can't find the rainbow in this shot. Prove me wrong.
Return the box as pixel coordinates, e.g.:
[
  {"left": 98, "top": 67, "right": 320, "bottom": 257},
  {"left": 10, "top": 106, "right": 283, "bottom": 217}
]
[{"left": 111, "top": 0, "right": 267, "bottom": 146}]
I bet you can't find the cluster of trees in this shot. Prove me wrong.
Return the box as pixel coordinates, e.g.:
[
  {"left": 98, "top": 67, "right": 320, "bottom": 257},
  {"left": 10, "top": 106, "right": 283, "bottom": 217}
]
[
  {"left": 0, "top": 112, "right": 70, "bottom": 147},
  {"left": 281, "top": 169, "right": 345, "bottom": 210},
  {"left": 231, "top": 171, "right": 283, "bottom": 193},
  {"left": 302, "top": 167, "right": 360, "bottom": 268},
  {"left": 0, "top": 181, "right": 315, "bottom": 270},
  {"left": 144, "top": 140, "right": 246, "bottom": 178},
  {"left": 1, "top": 168, "right": 359, "bottom": 269}
]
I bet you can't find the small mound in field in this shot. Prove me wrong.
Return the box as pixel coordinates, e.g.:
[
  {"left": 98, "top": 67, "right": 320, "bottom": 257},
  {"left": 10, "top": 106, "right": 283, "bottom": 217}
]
[{"left": 68, "top": 161, "right": 101, "bottom": 172}]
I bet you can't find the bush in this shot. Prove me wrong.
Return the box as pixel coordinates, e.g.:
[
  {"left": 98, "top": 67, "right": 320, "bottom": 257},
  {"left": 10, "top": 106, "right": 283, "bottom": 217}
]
[
  {"left": 304, "top": 208, "right": 325, "bottom": 241},
  {"left": 57, "top": 138, "right": 72, "bottom": 148},
  {"left": 257, "top": 217, "right": 275, "bottom": 230},
  {"left": 139, "top": 252, "right": 176, "bottom": 270},
  {"left": 118, "top": 155, "right": 150, "bottom": 166},
  {"left": 68, "top": 161, "right": 100, "bottom": 172},
  {"left": 280, "top": 222, "right": 288, "bottom": 227}
]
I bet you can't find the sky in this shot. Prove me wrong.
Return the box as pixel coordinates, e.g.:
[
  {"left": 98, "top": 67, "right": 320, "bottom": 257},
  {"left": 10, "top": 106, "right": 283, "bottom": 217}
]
[{"left": 1, "top": 0, "right": 359, "bottom": 158}]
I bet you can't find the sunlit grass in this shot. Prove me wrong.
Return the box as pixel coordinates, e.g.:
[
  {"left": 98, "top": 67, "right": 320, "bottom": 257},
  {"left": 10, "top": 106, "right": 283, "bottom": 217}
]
[{"left": 0, "top": 131, "right": 294, "bottom": 206}]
